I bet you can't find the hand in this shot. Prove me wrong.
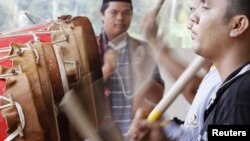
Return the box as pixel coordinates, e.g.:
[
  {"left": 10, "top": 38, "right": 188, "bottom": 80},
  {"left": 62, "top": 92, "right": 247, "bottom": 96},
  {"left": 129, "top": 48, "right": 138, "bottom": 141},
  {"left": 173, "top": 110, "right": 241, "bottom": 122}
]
[
  {"left": 140, "top": 0, "right": 165, "bottom": 45},
  {"left": 132, "top": 80, "right": 163, "bottom": 118},
  {"left": 140, "top": 5, "right": 170, "bottom": 54},
  {"left": 127, "top": 109, "right": 168, "bottom": 141},
  {"left": 127, "top": 109, "right": 149, "bottom": 141},
  {"left": 102, "top": 49, "right": 117, "bottom": 81},
  {"left": 132, "top": 95, "right": 156, "bottom": 119},
  {"left": 140, "top": 10, "right": 159, "bottom": 45}
]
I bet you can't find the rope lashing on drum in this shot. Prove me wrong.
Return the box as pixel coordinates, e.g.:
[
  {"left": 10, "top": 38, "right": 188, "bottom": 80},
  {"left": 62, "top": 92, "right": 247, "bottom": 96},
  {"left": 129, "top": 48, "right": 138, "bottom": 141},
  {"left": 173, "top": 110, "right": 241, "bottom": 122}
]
[
  {"left": 32, "top": 49, "right": 40, "bottom": 64},
  {"left": 0, "top": 47, "right": 11, "bottom": 54},
  {"left": 0, "top": 94, "right": 25, "bottom": 141},
  {"left": 32, "top": 34, "right": 40, "bottom": 43},
  {"left": 53, "top": 44, "right": 70, "bottom": 92},
  {"left": 50, "top": 25, "right": 70, "bottom": 45},
  {"left": 0, "top": 44, "right": 40, "bottom": 65},
  {"left": 0, "top": 48, "right": 24, "bottom": 61},
  {"left": 0, "top": 69, "right": 21, "bottom": 79},
  {"left": 27, "top": 43, "right": 40, "bottom": 64},
  {"left": 52, "top": 34, "right": 69, "bottom": 44}
]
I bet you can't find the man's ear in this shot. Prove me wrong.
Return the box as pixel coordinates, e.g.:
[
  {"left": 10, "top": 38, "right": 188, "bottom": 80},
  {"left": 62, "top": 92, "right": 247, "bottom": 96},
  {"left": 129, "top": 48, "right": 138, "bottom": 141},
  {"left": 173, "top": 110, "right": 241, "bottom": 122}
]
[{"left": 230, "top": 15, "right": 249, "bottom": 37}]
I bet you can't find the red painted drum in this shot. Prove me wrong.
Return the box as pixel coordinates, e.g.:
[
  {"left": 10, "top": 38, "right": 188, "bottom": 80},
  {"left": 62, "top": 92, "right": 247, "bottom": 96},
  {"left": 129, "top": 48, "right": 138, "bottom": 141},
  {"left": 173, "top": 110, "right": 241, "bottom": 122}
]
[{"left": 0, "top": 16, "right": 105, "bottom": 141}]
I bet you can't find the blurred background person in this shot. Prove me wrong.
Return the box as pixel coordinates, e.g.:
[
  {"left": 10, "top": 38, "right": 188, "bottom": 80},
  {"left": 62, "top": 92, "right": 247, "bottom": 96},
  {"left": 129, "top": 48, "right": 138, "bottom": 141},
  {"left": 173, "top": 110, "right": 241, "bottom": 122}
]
[{"left": 97, "top": 0, "right": 164, "bottom": 139}]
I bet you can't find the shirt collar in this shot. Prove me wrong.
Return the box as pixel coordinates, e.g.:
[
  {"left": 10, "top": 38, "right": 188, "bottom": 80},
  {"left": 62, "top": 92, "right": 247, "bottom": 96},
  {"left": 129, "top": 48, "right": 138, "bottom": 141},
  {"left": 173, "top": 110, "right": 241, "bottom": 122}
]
[{"left": 108, "top": 32, "right": 128, "bottom": 50}]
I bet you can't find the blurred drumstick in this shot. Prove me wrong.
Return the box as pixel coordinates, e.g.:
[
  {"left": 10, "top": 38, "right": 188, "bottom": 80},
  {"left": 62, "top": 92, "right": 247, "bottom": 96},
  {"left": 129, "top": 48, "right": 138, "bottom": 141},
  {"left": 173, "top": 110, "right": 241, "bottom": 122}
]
[
  {"left": 148, "top": 0, "right": 165, "bottom": 16},
  {"left": 140, "top": 0, "right": 166, "bottom": 48},
  {"left": 140, "top": 0, "right": 207, "bottom": 122},
  {"left": 60, "top": 89, "right": 102, "bottom": 141},
  {"left": 147, "top": 56, "right": 206, "bottom": 122}
]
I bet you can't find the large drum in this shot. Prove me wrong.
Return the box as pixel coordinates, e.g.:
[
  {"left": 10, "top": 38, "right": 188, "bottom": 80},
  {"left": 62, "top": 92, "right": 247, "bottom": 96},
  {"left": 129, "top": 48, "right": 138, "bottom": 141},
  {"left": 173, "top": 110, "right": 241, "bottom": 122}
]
[{"left": 0, "top": 16, "right": 106, "bottom": 141}]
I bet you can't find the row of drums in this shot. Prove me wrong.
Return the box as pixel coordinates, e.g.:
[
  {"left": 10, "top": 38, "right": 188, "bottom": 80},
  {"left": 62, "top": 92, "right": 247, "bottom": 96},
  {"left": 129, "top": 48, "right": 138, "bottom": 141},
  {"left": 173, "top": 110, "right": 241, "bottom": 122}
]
[{"left": 0, "top": 16, "right": 106, "bottom": 141}]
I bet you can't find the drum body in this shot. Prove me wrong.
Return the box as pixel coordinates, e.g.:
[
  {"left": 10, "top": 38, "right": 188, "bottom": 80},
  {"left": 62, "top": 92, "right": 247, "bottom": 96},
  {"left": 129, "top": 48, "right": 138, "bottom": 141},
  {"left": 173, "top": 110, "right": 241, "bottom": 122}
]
[{"left": 0, "top": 16, "right": 105, "bottom": 141}]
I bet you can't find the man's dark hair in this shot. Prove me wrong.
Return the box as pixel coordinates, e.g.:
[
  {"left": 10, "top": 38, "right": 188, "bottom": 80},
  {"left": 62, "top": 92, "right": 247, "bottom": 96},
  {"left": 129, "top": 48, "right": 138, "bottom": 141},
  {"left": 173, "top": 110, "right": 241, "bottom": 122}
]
[
  {"left": 224, "top": 0, "right": 250, "bottom": 23},
  {"left": 100, "top": 2, "right": 133, "bottom": 14}
]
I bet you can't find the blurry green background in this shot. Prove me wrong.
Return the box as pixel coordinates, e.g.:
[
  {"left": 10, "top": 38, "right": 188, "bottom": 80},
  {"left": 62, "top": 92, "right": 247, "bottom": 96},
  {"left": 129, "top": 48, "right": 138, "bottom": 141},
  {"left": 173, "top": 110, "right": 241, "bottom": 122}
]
[{"left": 0, "top": 0, "right": 192, "bottom": 48}]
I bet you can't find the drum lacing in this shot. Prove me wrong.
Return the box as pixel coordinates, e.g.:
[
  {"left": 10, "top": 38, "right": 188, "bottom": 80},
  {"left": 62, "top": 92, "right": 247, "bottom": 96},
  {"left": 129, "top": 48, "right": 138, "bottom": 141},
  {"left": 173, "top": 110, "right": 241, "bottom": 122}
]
[
  {"left": 0, "top": 94, "right": 25, "bottom": 141},
  {"left": 0, "top": 44, "right": 40, "bottom": 64},
  {"left": 52, "top": 36, "right": 68, "bottom": 44},
  {"left": 0, "top": 69, "right": 21, "bottom": 79},
  {"left": 27, "top": 43, "right": 40, "bottom": 64},
  {"left": 32, "top": 34, "right": 40, "bottom": 43},
  {"left": 0, "top": 47, "right": 11, "bottom": 54},
  {"left": 52, "top": 31, "right": 69, "bottom": 44},
  {"left": 0, "top": 48, "right": 24, "bottom": 61}
]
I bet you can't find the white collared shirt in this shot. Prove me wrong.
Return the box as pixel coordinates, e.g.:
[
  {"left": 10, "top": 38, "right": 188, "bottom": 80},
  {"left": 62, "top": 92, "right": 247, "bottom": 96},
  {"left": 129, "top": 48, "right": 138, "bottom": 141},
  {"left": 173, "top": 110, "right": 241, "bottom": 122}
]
[{"left": 108, "top": 32, "right": 128, "bottom": 51}]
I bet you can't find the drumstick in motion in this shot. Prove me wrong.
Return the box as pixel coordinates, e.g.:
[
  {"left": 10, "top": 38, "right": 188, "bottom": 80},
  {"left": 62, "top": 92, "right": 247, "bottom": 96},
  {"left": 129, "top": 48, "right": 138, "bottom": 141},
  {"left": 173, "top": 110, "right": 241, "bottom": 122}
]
[
  {"left": 139, "top": 0, "right": 207, "bottom": 122},
  {"left": 151, "top": 0, "right": 165, "bottom": 16},
  {"left": 60, "top": 89, "right": 102, "bottom": 141},
  {"left": 147, "top": 56, "right": 206, "bottom": 122}
]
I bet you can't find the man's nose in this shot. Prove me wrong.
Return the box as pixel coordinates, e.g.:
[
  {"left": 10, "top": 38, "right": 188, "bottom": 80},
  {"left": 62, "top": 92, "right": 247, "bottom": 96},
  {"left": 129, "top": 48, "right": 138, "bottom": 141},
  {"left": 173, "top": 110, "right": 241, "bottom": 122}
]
[{"left": 187, "top": 19, "right": 194, "bottom": 30}]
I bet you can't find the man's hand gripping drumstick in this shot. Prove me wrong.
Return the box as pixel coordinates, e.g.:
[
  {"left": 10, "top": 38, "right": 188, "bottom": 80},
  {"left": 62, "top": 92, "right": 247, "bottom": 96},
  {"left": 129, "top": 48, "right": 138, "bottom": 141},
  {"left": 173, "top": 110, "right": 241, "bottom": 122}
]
[
  {"left": 140, "top": 0, "right": 206, "bottom": 123},
  {"left": 128, "top": 0, "right": 206, "bottom": 140}
]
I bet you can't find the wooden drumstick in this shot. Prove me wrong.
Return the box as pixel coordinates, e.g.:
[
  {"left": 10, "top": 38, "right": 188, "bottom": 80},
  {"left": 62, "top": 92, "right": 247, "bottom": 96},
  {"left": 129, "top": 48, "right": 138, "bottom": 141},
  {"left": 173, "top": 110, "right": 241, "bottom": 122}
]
[
  {"left": 60, "top": 89, "right": 102, "bottom": 141},
  {"left": 140, "top": 0, "right": 207, "bottom": 123},
  {"left": 148, "top": 0, "right": 165, "bottom": 16},
  {"left": 147, "top": 56, "right": 206, "bottom": 122}
]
